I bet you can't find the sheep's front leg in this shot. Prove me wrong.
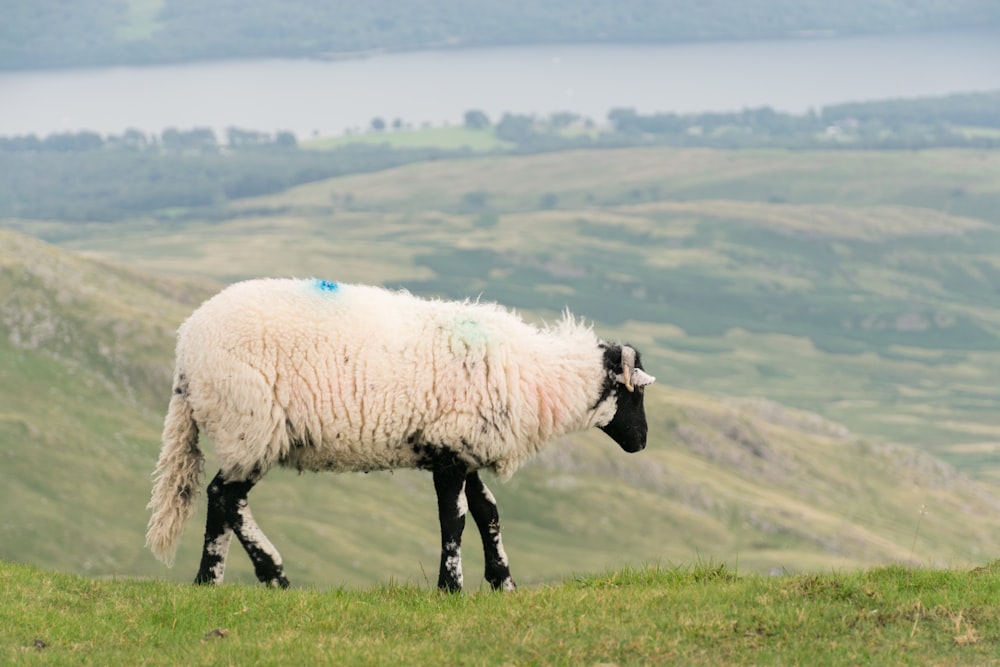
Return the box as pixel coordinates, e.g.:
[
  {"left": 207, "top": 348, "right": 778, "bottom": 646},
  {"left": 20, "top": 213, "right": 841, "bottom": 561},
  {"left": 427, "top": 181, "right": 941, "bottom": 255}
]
[
  {"left": 466, "top": 471, "right": 516, "bottom": 591},
  {"left": 432, "top": 462, "right": 468, "bottom": 592}
]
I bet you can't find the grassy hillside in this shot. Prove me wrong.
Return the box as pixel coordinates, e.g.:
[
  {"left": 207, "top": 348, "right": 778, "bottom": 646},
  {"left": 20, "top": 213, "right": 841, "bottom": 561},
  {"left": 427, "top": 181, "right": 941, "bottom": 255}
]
[
  {"left": 0, "top": 231, "right": 212, "bottom": 576},
  {"left": 4, "top": 228, "right": 1000, "bottom": 588},
  {"left": 26, "top": 146, "right": 1000, "bottom": 478},
  {"left": 4, "top": 560, "right": 1000, "bottom": 665}
]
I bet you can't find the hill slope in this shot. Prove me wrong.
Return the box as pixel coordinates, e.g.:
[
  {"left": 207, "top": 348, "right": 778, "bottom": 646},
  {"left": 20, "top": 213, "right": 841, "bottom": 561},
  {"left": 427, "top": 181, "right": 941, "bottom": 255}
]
[
  {"left": 3, "top": 228, "right": 1000, "bottom": 588},
  {"left": 0, "top": 230, "right": 212, "bottom": 575}
]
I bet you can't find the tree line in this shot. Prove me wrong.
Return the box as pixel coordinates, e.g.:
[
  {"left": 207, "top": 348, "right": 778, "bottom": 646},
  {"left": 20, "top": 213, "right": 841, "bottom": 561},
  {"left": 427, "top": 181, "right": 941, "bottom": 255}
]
[
  {"left": 0, "top": 127, "right": 296, "bottom": 153},
  {"left": 0, "top": 91, "right": 997, "bottom": 222},
  {"left": 478, "top": 91, "right": 1000, "bottom": 151}
]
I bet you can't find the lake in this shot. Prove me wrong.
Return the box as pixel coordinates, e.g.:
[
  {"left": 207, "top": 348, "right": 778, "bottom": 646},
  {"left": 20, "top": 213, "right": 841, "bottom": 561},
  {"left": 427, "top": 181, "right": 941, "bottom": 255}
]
[{"left": 1, "top": 30, "right": 998, "bottom": 139}]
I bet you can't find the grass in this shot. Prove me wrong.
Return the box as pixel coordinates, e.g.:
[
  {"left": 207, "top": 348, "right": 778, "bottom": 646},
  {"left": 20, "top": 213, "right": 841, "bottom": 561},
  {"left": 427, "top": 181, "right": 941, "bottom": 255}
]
[{"left": 4, "top": 560, "right": 1000, "bottom": 665}]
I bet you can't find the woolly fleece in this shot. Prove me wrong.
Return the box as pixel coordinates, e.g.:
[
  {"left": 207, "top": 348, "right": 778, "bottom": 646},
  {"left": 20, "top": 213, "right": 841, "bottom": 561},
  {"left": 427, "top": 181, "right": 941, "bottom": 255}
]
[{"left": 174, "top": 279, "right": 617, "bottom": 481}]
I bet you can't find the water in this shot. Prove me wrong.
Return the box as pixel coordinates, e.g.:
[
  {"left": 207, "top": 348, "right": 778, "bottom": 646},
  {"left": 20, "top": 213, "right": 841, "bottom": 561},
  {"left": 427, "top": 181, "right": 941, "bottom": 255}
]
[{"left": 1, "top": 30, "right": 998, "bottom": 139}]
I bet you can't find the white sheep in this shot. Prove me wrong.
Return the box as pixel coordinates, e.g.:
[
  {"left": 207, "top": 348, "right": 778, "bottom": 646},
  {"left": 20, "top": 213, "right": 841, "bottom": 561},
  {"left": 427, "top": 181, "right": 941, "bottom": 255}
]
[{"left": 146, "top": 278, "right": 655, "bottom": 591}]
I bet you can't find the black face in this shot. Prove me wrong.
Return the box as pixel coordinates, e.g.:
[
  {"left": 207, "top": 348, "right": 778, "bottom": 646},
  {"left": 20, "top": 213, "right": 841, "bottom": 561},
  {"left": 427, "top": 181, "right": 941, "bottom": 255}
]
[{"left": 596, "top": 344, "right": 649, "bottom": 453}]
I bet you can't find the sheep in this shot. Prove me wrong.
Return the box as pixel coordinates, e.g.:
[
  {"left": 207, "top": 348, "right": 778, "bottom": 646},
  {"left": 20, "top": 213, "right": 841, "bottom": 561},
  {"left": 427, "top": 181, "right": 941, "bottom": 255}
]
[{"left": 146, "top": 278, "right": 655, "bottom": 591}]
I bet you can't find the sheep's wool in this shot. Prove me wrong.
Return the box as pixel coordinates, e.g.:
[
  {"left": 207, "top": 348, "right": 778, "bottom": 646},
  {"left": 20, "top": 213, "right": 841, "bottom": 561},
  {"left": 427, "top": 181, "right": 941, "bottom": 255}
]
[{"left": 175, "top": 279, "right": 617, "bottom": 481}]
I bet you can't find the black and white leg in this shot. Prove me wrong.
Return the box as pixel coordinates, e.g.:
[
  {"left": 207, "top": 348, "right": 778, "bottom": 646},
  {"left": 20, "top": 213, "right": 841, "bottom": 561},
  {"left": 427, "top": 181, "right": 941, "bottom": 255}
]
[
  {"left": 194, "top": 469, "right": 289, "bottom": 588},
  {"left": 466, "top": 471, "right": 516, "bottom": 591},
  {"left": 432, "top": 459, "right": 469, "bottom": 592},
  {"left": 194, "top": 471, "right": 233, "bottom": 585},
  {"left": 229, "top": 479, "right": 289, "bottom": 589}
]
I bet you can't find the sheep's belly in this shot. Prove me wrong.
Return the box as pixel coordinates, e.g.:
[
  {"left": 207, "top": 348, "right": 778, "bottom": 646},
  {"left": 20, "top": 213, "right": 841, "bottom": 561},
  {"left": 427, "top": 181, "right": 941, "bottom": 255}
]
[{"left": 278, "top": 440, "right": 422, "bottom": 473}]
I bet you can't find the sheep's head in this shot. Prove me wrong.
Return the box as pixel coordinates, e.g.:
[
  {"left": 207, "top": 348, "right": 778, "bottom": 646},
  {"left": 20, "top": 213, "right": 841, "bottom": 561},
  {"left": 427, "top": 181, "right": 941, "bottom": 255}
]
[{"left": 597, "top": 343, "right": 655, "bottom": 453}]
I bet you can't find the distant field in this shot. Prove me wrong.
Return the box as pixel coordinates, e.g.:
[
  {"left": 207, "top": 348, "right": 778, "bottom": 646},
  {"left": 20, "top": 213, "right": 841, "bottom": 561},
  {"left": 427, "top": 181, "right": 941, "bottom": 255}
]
[
  {"left": 303, "top": 126, "right": 510, "bottom": 151},
  {"left": 115, "top": 0, "right": 165, "bottom": 41},
  {"left": 958, "top": 126, "right": 1000, "bottom": 139}
]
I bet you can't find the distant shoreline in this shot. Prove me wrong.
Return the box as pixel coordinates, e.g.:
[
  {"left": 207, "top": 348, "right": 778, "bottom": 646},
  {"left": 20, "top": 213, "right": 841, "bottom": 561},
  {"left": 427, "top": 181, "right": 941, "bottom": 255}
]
[
  {"left": 4, "top": 24, "right": 998, "bottom": 74},
  {"left": 2, "top": 30, "right": 998, "bottom": 139}
]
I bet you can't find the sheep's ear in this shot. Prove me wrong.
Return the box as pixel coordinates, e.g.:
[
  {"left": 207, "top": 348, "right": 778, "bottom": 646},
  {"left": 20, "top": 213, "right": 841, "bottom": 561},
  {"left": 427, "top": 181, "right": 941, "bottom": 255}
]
[{"left": 614, "top": 369, "right": 656, "bottom": 390}]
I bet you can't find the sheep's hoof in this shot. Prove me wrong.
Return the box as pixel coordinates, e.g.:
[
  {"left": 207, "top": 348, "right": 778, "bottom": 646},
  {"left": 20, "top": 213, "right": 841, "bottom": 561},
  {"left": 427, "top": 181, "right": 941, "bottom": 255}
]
[{"left": 488, "top": 576, "right": 516, "bottom": 592}]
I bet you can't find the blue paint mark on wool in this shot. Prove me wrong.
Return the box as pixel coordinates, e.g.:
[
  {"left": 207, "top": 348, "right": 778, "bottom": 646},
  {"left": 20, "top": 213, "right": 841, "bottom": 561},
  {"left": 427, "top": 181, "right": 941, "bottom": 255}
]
[{"left": 314, "top": 279, "right": 339, "bottom": 293}]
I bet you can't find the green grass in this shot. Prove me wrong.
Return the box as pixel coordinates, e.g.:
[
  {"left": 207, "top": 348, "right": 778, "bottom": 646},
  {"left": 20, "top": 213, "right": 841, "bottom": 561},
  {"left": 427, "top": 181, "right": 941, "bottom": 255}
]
[
  {"left": 4, "top": 560, "right": 1000, "bottom": 665},
  {"left": 303, "top": 126, "right": 510, "bottom": 152}
]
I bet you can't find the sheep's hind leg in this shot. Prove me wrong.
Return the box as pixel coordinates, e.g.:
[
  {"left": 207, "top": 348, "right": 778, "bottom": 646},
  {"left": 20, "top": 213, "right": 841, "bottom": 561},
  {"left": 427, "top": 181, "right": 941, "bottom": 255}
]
[
  {"left": 465, "top": 471, "right": 516, "bottom": 591},
  {"left": 195, "top": 470, "right": 289, "bottom": 588},
  {"left": 432, "top": 460, "right": 468, "bottom": 592},
  {"left": 194, "top": 471, "right": 234, "bottom": 585},
  {"left": 225, "top": 475, "right": 290, "bottom": 588}
]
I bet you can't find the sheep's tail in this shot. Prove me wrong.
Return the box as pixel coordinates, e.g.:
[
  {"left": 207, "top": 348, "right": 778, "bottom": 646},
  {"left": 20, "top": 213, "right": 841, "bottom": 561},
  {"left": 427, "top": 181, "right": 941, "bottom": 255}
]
[{"left": 146, "top": 379, "right": 204, "bottom": 566}]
